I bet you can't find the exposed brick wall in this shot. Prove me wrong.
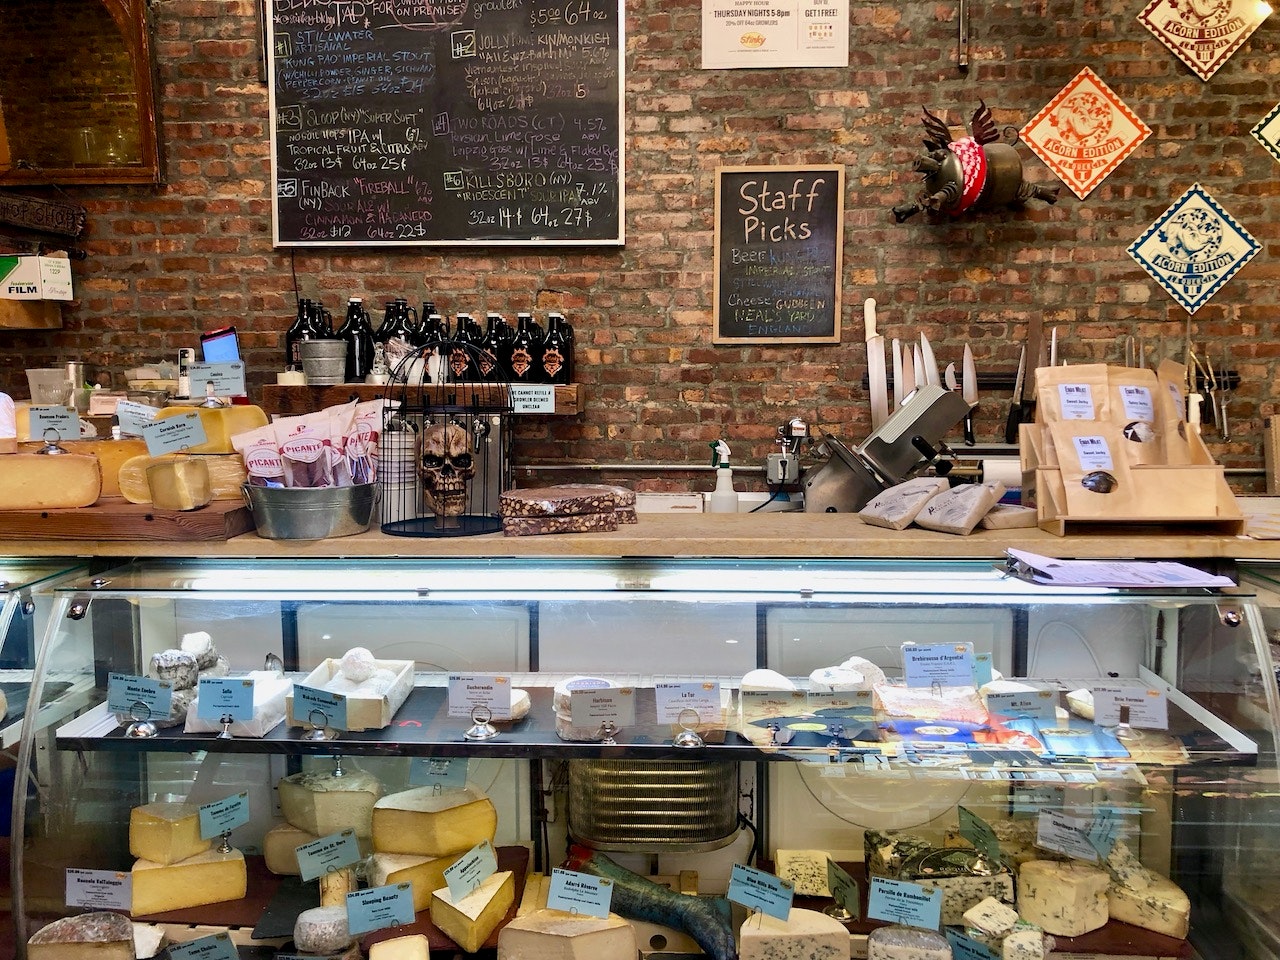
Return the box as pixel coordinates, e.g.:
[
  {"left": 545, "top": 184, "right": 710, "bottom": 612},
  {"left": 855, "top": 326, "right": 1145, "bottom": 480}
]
[{"left": 1, "top": 0, "right": 1277, "bottom": 492}]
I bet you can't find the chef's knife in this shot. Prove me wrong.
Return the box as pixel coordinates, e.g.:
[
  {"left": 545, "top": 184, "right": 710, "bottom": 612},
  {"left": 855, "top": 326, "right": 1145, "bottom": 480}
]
[
  {"left": 920, "top": 332, "right": 941, "bottom": 387},
  {"left": 962, "top": 343, "right": 978, "bottom": 446},
  {"left": 1003, "top": 345, "right": 1026, "bottom": 444},
  {"left": 891, "top": 338, "right": 904, "bottom": 408},
  {"left": 902, "top": 344, "right": 917, "bottom": 399},
  {"left": 865, "top": 298, "right": 889, "bottom": 430}
]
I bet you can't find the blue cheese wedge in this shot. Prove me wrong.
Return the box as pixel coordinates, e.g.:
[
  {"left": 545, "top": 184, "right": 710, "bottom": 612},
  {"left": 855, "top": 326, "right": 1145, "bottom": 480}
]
[
  {"left": 867, "top": 924, "right": 951, "bottom": 960},
  {"left": 1106, "top": 873, "right": 1190, "bottom": 938},
  {"left": 1103, "top": 839, "right": 1151, "bottom": 890},
  {"left": 740, "top": 907, "right": 848, "bottom": 960},
  {"left": 1017, "top": 860, "right": 1109, "bottom": 937},
  {"left": 1002, "top": 927, "right": 1054, "bottom": 960},
  {"left": 963, "top": 896, "right": 1020, "bottom": 936},
  {"left": 775, "top": 849, "right": 832, "bottom": 897}
]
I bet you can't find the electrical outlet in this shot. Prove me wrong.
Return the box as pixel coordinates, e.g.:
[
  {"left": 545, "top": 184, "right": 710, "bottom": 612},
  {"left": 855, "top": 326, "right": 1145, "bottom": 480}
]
[{"left": 767, "top": 452, "right": 800, "bottom": 484}]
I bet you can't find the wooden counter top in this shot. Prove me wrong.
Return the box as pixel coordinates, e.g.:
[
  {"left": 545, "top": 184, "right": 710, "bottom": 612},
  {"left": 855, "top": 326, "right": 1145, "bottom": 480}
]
[{"left": 1, "top": 511, "right": 1276, "bottom": 561}]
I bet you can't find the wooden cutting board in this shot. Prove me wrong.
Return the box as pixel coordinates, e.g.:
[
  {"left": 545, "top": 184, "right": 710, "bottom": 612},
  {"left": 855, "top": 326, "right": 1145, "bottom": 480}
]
[{"left": 0, "top": 498, "right": 254, "bottom": 541}]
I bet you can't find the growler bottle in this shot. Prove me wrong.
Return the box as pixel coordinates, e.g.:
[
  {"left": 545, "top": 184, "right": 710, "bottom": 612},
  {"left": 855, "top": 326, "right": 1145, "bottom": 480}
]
[
  {"left": 540, "top": 312, "right": 572, "bottom": 384},
  {"left": 376, "top": 299, "right": 417, "bottom": 348},
  {"left": 448, "top": 313, "right": 480, "bottom": 382},
  {"left": 337, "top": 297, "right": 376, "bottom": 382},
  {"left": 478, "top": 313, "right": 506, "bottom": 380},
  {"left": 508, "top": 314, "right": 541, "bottom": 383},
  {"left": 285, "top": 298, "right": 312, "bottom": 367}
]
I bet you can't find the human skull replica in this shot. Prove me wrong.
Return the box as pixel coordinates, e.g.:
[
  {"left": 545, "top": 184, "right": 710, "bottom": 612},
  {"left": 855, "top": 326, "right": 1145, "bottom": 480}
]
[{"left": 420, "top": 421, "right": 475, "bottom": 517}]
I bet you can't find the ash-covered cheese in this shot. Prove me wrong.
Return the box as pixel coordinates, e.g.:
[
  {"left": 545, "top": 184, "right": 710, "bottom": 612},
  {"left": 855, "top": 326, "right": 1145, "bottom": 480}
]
[
  {"left": 1103, "top": 839, "right": 1151, "bottom": 890},
  {"left": 1106, "top": 873, "right": 1191, "bottom": 938},
  {"left": 28, "top": 912, "right": 134, "bottom": 960},
  {"left": 740, "top": 907, "right": 849, "bottom": 960},
  {"left": 775, "top": 849, "right": 832, "bottom": 896},
  {"left": 294, "top": 905, "right": 353, "bottom": 954},
  {"left": 866, "top": 924, "right": 951, "bottom": 960},
  {"left": 1018, "top": 860, "right": 1109, "bottom": 937},
  {"left": 150, "top": 649, "right": 199, "bottom": 690},
  {"left": 180, "top": 631, "right": 219, "bottom": 670},
  {"left": 1002, "top": 927, "right": 1054, "bottom": 960},
  {"left": 963, "top": 896, "right": 1021, "bottom": 936}
]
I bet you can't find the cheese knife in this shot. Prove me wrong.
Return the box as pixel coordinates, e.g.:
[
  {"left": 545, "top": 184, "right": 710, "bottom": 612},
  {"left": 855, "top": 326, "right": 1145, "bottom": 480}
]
[
  {"left": 919, "top": 332, "right": 941, "bottom": 387},
  {"left": 865, "top": 298, "right": 889, "bottom": 429},
  {"left": 1003, "top": 345, "right": 1026, "bottom": 445},
  {"left": 962, "top": 343, "right": 978, "bottom": 446},
  {"left": 891, "top": 338, "right": 904, "bottom": 408},
  {"left": 944, "top": 362, "right": 958, "bottom": 392}
]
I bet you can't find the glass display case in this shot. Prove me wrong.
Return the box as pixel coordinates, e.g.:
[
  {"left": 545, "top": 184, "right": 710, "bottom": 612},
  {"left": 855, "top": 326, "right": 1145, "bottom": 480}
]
[{"left": 11, "top": 556, "right": 1279, "bottom": 960}]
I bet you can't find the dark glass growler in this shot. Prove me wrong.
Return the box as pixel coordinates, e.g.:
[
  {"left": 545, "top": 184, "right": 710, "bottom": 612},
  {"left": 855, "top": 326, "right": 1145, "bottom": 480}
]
[
  {"left": 285, "top": 298, "right": 312, "bottom": 368},
  {"left": 448, "top": 313, "right": 480, "bottom": 382},
  {"left": 336, "top": 297, "right": 376, "bottom": 382},
  {"left": 540, "top": 312, "right": 573, "bottom": 384},
  {"left": 376, "top": 299, "right": 418, "bottom": 349},
  {"left": 477, "top": 313, "right": 507, "bottom": 380},
  {"left": 508, "top": 313, "right": 541, "bottom": 383}
]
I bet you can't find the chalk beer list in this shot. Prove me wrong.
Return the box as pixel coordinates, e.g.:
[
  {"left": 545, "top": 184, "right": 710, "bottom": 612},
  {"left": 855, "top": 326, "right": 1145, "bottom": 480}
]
[
  {"left": 714, "top": 165, "right": 845, "bottom": 344},
  {"left": 267, "top": 0, "right": 623, "bottom": 246}
]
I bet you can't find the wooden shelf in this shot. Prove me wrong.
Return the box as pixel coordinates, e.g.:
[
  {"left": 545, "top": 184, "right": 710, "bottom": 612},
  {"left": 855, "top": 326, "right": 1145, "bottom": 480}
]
[{"left": 260, "top": 383, "right": 581, "bottom": 418}]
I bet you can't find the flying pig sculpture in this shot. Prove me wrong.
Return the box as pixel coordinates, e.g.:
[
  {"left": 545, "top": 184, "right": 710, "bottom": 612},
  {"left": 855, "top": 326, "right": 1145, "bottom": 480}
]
[{"left": 892, "top": 101, "right": 1060, "bottom": 223}]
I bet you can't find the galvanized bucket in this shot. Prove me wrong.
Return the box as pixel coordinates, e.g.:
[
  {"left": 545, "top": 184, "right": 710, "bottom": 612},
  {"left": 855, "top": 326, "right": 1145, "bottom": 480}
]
[{"left": 242, "top": 483, "right": 377, "bottom": 540}]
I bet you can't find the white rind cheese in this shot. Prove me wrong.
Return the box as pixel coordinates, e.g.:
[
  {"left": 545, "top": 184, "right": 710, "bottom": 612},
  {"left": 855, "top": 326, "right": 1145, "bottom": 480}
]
[
  {"left": 1107, "top": 873, "right": 1191, "bottom": 938},
  {"left": 1018, "top": 860, "right": 1109, "bottom": 937},
  {"left": 497, "top": 908, "right": 637, "bottom": 960},
  {"left": 129, "top": 801, "right": 212, "bottom": 866},
  {"left": 28, "top": 912, "right": 134, "bottom": 960},
  {"left": 963, "top": 896, "right": 1021, "bottom": 936},
  {"left": 373, "top": 785, "right": 498, "bottom": 857},
  {"left": 430, "top": 869, "right": 515, "bottom": 953},
  {"left": 294, "top": 904, "right": 353, "bottom": 954},
  {"left": 775, "top": 849, "right": 832, "bottom": 896},
  {"left": 866, "top": 924, "right": 951, "bottom": 960},
  {"left": 740, "top": 906, "right": 849, "bottom": 960}
]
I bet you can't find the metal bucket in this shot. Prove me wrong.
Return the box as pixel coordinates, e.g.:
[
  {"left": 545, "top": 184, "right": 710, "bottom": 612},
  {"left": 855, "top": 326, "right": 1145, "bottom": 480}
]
[{"left": 242, "top": 483, "right": 377, "bottom": 540}]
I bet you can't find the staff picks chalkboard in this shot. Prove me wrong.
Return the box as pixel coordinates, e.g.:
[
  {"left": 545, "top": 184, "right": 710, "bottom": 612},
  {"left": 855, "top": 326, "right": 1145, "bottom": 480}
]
[
  {"left": 267, "top": 0, "right": 623, "bottom": 246},
  {"left": 713, "top": 166, "right": 845, "bottom": 344}
]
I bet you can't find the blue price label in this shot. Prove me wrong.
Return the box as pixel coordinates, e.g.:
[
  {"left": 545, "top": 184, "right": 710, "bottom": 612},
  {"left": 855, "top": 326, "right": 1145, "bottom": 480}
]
[
  {"left": 107, "top": 673, "right": 172, "bottom": 719},
  {"left": 115, "top": 399, "right": 161, "bottom": 437},
  {"left": 29, "top": 406, "right": 77, "bottom": 440},
  {"left": 867, "top": 877, "right": 942, "bottom": 930},
  {"left": 409, "top": 757, "right": 468, "bottom": 790},
  {"left": 444, "top": 840, "right": 498, "bottom": 902},
  {"left": 727, "top": 863, "right": 793, "bottom": 921},
  {"left": 1087, "top": 811, "right": 1121, "bottom": 857},
  {"left": 827, "top": 860, "right": 860, "bottom": 919},
  {"left": 947, "top": 930, "right": 1001, "bottom": 960},
  {"left": 293, "top": 684, "right": 348, "bottom": 731},
  {"left": 958, "top": 806, "right": 1004, "bottom": 863},
  {"left": 195, "top": 677, "right": 255, "bottom": 722},
  {"left": 141, "top": 410, "right": 208, "bottom": 456},
  {"left": 169, "top": 933, "right": 239, "bottom": 960},
  {"left": 547, "top": 868, "right": 614, "bottom": 920},
  {"left": 199, "top": 792, "right": 251, "bottom": 840},
  {"left": 296, "top": 830, "right": 362, "bottom": 883},
  {"left": 189, "top": 362, "right": 246, "bottom": 398},
  {"left": 986, "top": 690, "right": 1058, "bottom": 721},
  {"left": 65, "top": 868, "right": 132, "bottom": 910},
  {"left": 972, "top": 651, "right": 994, "bottom": 687},
  {"left": 347, "top": 882, "right": 415, "bottom": 935},
  {"left": 902, "top": 642, "right": 976, "bottom": 688}
]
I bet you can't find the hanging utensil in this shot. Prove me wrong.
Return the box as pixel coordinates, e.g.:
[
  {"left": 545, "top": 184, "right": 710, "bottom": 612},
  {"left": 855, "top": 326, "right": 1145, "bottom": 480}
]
[
  {"left": 891, "top": 338, "right": 904, "bottom": 408},
  {"left": 865, "top": 298, "right": 889, "bottom": 430},
  {"left": 1004, "top": 346, "right": 1026, "bottom": 445},
  {"left": 919, "top": 332, "right": 941, "bottom": 387},
  {"left": 962, "top": 344, "right": 978, "bottom": 446}
]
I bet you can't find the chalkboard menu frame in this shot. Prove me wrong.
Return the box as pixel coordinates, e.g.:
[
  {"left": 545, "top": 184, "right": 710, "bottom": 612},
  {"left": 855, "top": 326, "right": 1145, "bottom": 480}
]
[
  {"left": 713, "top": 165, "right": 845, "bottom": 345},
  {"left": 266, "top": 0, "right": 625, "bottom": 247}
]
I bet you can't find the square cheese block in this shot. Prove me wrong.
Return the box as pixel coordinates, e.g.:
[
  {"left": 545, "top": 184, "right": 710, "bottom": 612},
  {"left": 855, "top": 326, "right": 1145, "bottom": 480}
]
[
  {"left": 1018, "top": 860, "right": 1109, "bottom": 937},
  {"left": 131, "top": 847, "right": 247, "bottom": 916},
  {"left": 1106, "top": 873, "right": 1191, "bottom": 938},
  {"left": 370, "top": 934, "right": 432, "bottom": 960},
  {"left": 1003, "top": 927, "right": 1053, "bottom": 960},
  {"left": 263, "top": 820, "right": 320, "bottom": 875},
  {"left": 28, "top": 912, "right": 134, "bottom": 960},
  {"left": 129, "top": 801, "right": 212, "bottom": 866},
  {"left": 278, "top": 766, "right": 384, "bottom": 840},
  {"left": 370, "top": 852, "right": 459, "bottom": 912},
  {"left": 963, "top": 896, "right": 1021, "bottom": 936},
  {"left": 775, "top": 849, "right": 832, "bottom": 896},
  {"left": 373, "top": 785, "right": 498, "bottom": 857},
  {"left": 497, "top": 908, "right": 637, "bottom": 960},
  {"left": 740, "top": 906, "right": 849, "bottom": 960},
  {"left": 430, "top": 869, "right": 515, "bottom": 953},
  {"left": 867, "top": 924, "right": 951, "bottom": 960}
]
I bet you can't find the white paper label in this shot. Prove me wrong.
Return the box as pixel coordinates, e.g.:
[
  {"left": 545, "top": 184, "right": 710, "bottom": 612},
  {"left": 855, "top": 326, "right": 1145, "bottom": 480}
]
[
  {"left": 1058, "top": 383, "right": 1096, "bottom": 419},
  {"left": 1072, "top": 435, "right": 1113, "bottom": 470},
  {"left": 510, "top": 384, "right": 555, "bottom": 413},
  {"left": 570, "top": 686, "right": 636, "bottom": 727},
  {"left": 1092, "top": 685, "right": 1169, "bottom": 728},
  {"left": 448, "top": 673, "right": 512, "bottom": 720},
  {"left": 1119, "top": 385, "right": 1155, "bottom": 422},
  {"left": 654, "top": 681, "right": 721, "bottom": 724}
]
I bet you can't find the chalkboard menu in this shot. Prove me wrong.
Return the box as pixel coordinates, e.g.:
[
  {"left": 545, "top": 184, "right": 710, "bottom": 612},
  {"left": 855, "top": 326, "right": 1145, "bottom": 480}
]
[
  {"left": 713, "top": 165, "right": 845, "bottom": 344},
  {"left": 267, "top": 0, "right": 623, "bottom": 246}
]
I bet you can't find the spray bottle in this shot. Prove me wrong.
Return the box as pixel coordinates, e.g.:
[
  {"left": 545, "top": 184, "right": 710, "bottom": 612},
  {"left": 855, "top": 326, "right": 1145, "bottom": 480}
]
[{"left": 708, "top": 440, "right": 740, "bottom": 513}]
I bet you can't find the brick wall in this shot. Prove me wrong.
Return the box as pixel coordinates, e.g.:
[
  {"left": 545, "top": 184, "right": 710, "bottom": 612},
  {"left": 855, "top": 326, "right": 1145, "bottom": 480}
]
[{"left": 2, "top": 0, "right": 1277, "bottom": 492}]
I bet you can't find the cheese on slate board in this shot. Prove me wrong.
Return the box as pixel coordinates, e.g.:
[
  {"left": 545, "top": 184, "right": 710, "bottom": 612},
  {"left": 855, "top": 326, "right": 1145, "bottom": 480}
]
[
  {"left": 739, "top": 906, "right": 848, "bottom": 960},
  {"left": 129, "top": 801, "right": 211, "bottom": 865},
  {"left": 373, "top": 785, "right": 498, "bottom": 857},
  {"left": 278, "top": 766, "right": 384, "bottom": 839},
  {"left": 130, "top": 847, "right": 247, "bottom": 916},
  {"left": 497, "top": 908, "right": 637, "bottom": 960},
  {"left": 430, "top": 869, "right": 515, "bottom": 953},
  {"left": 27, "top": 912, "right": 134, "bottom": 960},
  {"left": 775, "top": 849, "right": 832, "bottom": 896},
  {"left": 369, "top": 851, "right": 460, "bottom": 911},
  {"left": 369, "top": 934, "right": 432, "bottom": 960},
  {"left": 1107, "top": 873, "right": 1191, "bottom": 938},
  {"left": 867, "top": 924, "right": 951, "bottom": 960},
  {"left": 1018, "top": 859, "right": 1109, "bottom": 937}
]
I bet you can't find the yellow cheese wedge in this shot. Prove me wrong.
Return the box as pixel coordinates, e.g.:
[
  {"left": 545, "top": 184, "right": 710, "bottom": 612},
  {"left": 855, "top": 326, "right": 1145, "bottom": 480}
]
[
  {"left": 498, "top": 909, "right": 638, "bottom": 960},
  {"left": 27, "top": 911, "right": 134, "bottom": 960},
  {"left": 277, "top": 767, "right": 384, "bottom": 840},
  {"left": 373, "top": 786, "right": 498, "bottom": 857},
  {"left": 146, "top": 457, "right": 212, "bottom": 511},
  {"left": 130, "top": 847, "right": 247, "bottom": 916},
  {"left": 152, "top": 404, "right": 268, "bottom": 454},
  {"left": 0, "top": 453, "right": 101, "bottom": 509},
  {"left": 263, "top": 820, "right": 320, "bottom": 875},
  {"left": 430, "top": 870, "right": 514, "bottom": 953},
  {"left": 129, "top": 802, "right": 212, "bottom": 866},
  {"left": 370, "top": 852, "right": 459, "bottom": 912},
  {"left": 370, "top": 934, "right": 431, "bottom": 960},
  {"left": 17, "top": 438, "right": 146, "bottom": 497},
  {"left": 117, "top": 453, "right": 247, "bottom": 504}
]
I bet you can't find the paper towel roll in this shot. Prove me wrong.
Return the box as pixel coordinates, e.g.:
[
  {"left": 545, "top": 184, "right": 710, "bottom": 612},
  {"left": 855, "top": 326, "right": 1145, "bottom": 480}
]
[{"left": 982, "top": 458, "right": 1022, "bottom": 490}]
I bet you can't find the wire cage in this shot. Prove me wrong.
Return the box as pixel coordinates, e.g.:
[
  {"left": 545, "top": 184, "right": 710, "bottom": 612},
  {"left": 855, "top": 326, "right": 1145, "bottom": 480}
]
[{"left": 377, "top": 337, "right": 512, "bottom": 537}]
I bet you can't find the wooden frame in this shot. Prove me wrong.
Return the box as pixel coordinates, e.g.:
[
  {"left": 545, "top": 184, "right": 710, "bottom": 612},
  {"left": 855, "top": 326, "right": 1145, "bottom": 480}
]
[{"left": 713, "top": 164, "right": 845, "bottom": 345}]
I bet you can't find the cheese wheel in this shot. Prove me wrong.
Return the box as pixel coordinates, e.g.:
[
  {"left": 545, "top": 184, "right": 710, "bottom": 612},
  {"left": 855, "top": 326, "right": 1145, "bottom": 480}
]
[
  {"left": 117, "top": 453, "right": 248, "bottom": 503},
  {"left": 498, "top": 909, "right": 637, "bottom": 960},
  {"left": 152, "top": 404, "right": 268, "bottom": 454},
  {"left": 28, "top": 912, "right": 134, "bottom": 960},
  {"left": 17, "top": 438, "right": 147, "bottom": 497},
  {"left": 278, "top": 767, "right": 384, "bottom": 840},
  {"left": 0, "top": 453, "right": 101, "bottom": 509}
]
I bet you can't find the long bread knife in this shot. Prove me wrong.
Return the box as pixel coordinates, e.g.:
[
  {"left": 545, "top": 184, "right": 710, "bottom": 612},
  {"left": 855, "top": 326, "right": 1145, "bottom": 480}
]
[
  {"left": 962, "top": 343, "right": 978, "bottom": 446},
  {"left": 865, "top": 298, "right": 889, "bottom": 429}
]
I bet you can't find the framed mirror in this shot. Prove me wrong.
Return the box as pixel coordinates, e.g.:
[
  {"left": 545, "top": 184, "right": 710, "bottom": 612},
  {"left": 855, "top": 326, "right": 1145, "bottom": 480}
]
[{"left": 0, "top": 0, "right": 161, "bottom": 185}]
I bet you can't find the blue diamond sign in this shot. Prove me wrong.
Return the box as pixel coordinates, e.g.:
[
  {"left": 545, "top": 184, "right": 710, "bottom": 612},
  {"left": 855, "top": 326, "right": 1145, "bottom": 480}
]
[{"left": 1127, "top": 183, "right": 1260, "bottom": 315}]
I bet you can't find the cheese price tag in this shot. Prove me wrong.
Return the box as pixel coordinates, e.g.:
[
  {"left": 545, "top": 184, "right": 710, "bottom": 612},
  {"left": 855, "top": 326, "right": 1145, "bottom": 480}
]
[
  {"left": 141, "top": 410, "right": 207, "bottom": 456},
  {"left": 867, "top": 877, "right": 943, "bottom": 930},
  {"left": 655, "top": 681, "right": 721, "bottom": 724},
  {"left": 347, "top": 883, "right": 416, "bottom": 935},
  {"left": 293, "top": 683, "right": 348, "bottom": 731},
  {"left": 195, "top": 677, "right": 255, "bottom": 722},
  {"left": 727, "top": 863, "right": 793, "bottom": 921},
  {"left": 972, "top": 651, "right": 994, "bottom": 687},
  {"left": 901, "top": 642, "right": 975, "bottom": 688},
  {"left": 957, "top": 806, "right": 1003, "bottom": 863},
  {"left": 570, "top": 686, "right": 636, "bottom": 727},
  {"left": 169, "top": 933, "right": 239, "bottom": 960},
  {"left": 985, "top": 690, "right": 1058, "bottom": 721},
  {"left": 946, "top": 930, "right": 1001, "bottom": 960},
  {"left": 106, "top": 672, "right": 172, "bottom": 719},
  {"left": 189, "top": 361, "right": 247, "bottom": 397},
  {"left": 409, "top": 756, "right": 469, "bottom": 790},
  {"left": 65, "top": 868, "right": 132, "bottom": 910},
  {"left": 509, "top": 384, "right": 555, "bottom": 413},
  {"left": 445, "top": 840, "right": 499, "bottom": 902},
  {"left": 448, "top": 674, "right": 512, "bottom": 720},
  {"left": 115, "top": 399, "right": 161, "bottom": 437},
  {"left": 29, "top": 405, "right": 77, "bottom": 440},
  {"left": 1092, "top": 685, "right": 1168, "bottom": 729},
  {"left": 1036, "top": 811, "right": 1099, "bottom": 862},
  {"left": 826, "top": 860, "right": 860, "bottom": 920},
  {"left": 296, "top": 829, "right": 362, "bottom": 882},
  {"left": 547, "top": 868, "right": 613, "bottom": 919},
  {"left": 199, "top": 792, "right": 251, "bottom": 840}
]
